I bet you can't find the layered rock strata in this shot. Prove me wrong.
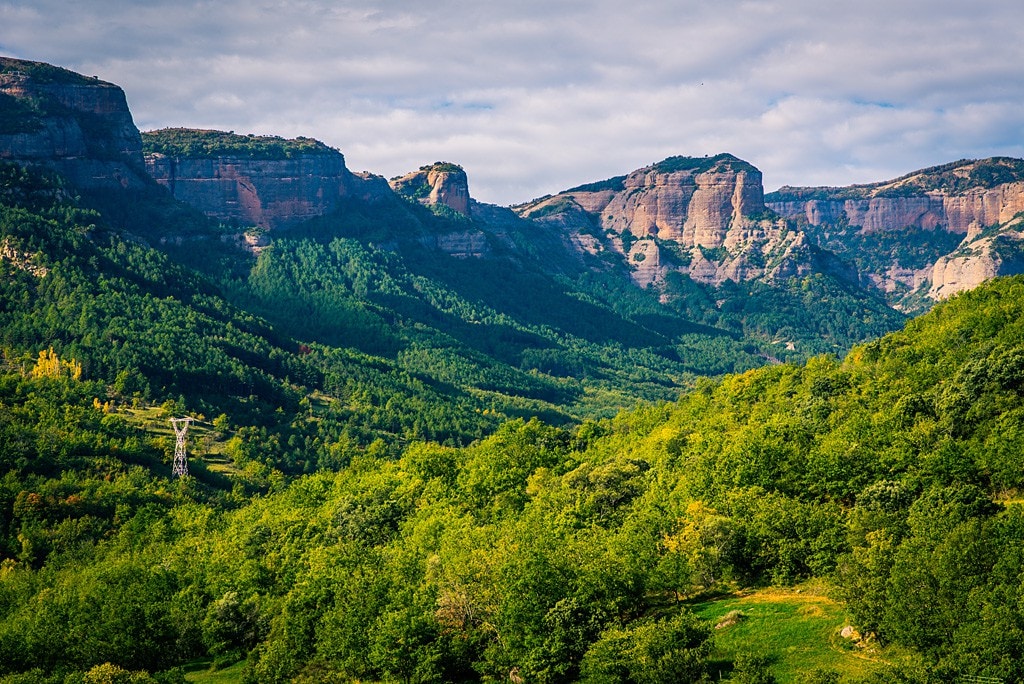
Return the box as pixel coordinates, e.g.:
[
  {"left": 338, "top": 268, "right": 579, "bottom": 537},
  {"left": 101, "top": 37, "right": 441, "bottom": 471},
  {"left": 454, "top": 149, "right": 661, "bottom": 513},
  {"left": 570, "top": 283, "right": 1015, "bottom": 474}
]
[
  {"left": 928, "top": 216, "right": 1024, "bottom": 300},
  {"left": 143, "top": 129, "right": 391, "bottom": 231},
  {"left": 766, "top": 158, "right": 1024, "bottom": 304},
  {"left": 515, "top": 154, "right": 816, "bottom": 287},
  {"left": 768, "top": 184, "right": 1024, "bottom": 237},
  {"left": 0, "top": 57, "right": 148, "bottom": 189}
]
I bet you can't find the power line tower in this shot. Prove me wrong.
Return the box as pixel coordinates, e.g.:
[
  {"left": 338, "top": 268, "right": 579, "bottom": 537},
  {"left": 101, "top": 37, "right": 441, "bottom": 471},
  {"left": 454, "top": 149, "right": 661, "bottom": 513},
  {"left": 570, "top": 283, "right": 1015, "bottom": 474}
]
[{"left": 169, "top": 417, "right": 194, "bottom": 477}]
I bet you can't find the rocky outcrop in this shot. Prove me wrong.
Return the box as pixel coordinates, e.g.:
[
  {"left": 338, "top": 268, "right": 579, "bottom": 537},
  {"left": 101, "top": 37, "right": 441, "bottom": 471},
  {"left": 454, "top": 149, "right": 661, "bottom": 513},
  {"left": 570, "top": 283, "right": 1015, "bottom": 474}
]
[
  {"left": 603, "top": 160, "right": 763, "bottom": 247},
  {"left": 515, "top": 154, "right": 817, "bottom": 287},
  {"left": 0, "top": 57, "right": 148, "bottom": 189},
  {"left": 1, "top": 237, "right": 49, "bottom": 278},
  {"left": 148, "top": 148, "right": 335, "bottom": 230},
  {"left": 143, "top": 129, "right": 392, "bottom": 230},
  {"left": 941, "top": 183, "right": 1024, "bottom": 234},
  {"left": 768, "top": 185, "right": 1024, "bottom": 236},
  {"left": 768, "top": 196, "right": 947, "bottom": 234},
  {"left": 766, "top": 158, "right": 1024, "bottom": 308},
  {"left": 389, "top": 163, "right": 471, "bottom": 217},
  {"left": 539, "top": 154, "right": 764, "bottom": 247},
  {"left": 928, "top": 216, "right": 1024, "bottom": 300}
]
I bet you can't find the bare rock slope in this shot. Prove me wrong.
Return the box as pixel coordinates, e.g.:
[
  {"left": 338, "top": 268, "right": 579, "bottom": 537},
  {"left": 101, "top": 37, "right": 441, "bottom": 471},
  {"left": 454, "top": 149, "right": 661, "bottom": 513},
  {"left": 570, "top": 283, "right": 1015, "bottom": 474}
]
[
  {"left": 389, "top": 162, "right": 471, "bottom": 217},
  {"left": 143, "top": 129, "right": 390, "bottom": 231}
]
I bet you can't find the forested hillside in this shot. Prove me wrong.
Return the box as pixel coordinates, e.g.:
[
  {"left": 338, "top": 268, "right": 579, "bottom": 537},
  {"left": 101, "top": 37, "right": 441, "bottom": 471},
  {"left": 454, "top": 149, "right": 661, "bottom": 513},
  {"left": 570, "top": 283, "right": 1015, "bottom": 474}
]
[
  {"left": 2, "top": 152, "right": 1024, "bottom": 680},
  {"left": 2, "top": 56, "right": 1022, "bottom": 684}
]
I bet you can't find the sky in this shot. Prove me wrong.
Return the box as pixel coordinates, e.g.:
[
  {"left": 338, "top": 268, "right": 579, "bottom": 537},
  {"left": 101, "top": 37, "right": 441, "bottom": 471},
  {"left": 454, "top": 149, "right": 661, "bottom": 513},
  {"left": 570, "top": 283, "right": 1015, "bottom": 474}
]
[{"left": 2, "top": 0, "right": 1022, "bottom": 205}]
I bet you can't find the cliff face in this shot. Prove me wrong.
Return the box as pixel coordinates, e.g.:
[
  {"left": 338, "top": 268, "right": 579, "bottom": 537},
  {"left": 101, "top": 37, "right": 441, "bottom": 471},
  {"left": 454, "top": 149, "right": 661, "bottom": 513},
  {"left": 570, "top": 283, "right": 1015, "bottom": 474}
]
[
  {"left": 389, "top": 163, "right": 471, "bottom": 217},
  {"left": 928, "top": 215, "right": 1024, "bottom": 300},
  {"left": 142, "top": 128, "right": 392, "bottom": 231},
  {"left": 0, "top": 57, "right": 147, "bottom": 189},
  {"left": 514, "top": 154, "right": 818, "bottom": 287},
  {"left": 148, "top": 151, "right": 343, "bottom": 230},
  {"left": 766, "top": 158, "right": 1024, "bottom": 307},
  {"left": 597, "top": 159, "right": 764, "bottom": 247},
  {"left": 769, "top": 184, "right": 1024, "bottom": 236}
]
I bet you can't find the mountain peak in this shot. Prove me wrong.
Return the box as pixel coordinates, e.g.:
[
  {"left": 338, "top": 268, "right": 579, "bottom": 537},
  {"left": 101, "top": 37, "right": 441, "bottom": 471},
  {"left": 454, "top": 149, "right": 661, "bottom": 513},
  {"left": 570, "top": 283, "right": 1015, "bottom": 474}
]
[
  {"left": 389, "top": 161, "right": 471, "bottom": 217},
  {"left": 0, "top": 56, "right": 146, "bottom": 189}
]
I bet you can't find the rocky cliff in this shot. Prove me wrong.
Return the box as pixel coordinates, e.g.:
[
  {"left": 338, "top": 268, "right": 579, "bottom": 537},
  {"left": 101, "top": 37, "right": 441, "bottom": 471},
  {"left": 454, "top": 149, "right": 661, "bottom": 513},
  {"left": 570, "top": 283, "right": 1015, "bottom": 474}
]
[
  {"left": 927, "top": 215, "right": 1024, "bottom": 300},
  {"left": 143, "top": 128, "right": 390, "bottom": 230},
  {"left": 766, "top": 158, "right": 1024, "bottom": 306},
  {"left": 389, "top": 162, "right": 471, "bottom": 217},
  {"left": 514, "top": 154, "right": 819, "bottom": 288},
  {"left": 0, "top": 57, "right": 148, "bottom": 189}
]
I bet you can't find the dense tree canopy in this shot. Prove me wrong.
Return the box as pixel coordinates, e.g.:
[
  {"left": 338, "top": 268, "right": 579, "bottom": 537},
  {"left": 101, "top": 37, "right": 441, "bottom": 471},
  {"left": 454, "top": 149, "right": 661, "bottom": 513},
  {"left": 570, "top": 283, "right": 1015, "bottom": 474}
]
[{"left": 1, "top": 161, "right": 1022, "bottom": 682}]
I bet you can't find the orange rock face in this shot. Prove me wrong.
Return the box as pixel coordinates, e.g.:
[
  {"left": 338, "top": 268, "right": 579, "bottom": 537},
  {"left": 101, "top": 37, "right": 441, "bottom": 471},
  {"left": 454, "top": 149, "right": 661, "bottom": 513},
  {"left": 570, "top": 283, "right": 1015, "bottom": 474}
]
[
  {"left": 389, "top": 163, "right": 472, "bottom": 217},
  {"left": 145, "top": 152, "right": 365, "bottom": 230}
]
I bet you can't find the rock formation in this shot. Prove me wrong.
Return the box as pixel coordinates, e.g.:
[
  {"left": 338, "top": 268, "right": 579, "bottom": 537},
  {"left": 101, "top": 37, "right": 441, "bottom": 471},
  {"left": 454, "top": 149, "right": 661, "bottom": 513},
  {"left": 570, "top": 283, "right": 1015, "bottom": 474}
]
[
  {"left": 143, "top": 129, "right": 390, "bottom": 231},
  {"left": 389, "top": 162, "right": 471, "bottom": 217},
  {"left": 769, "top": 185, "right": 1024, "bottom": 237},
  {"left": 0, "top": 57, "right": 148, "bottom": 189},
  {"left": 514, "top": 154, "right": 818, "bottom": 288},
  {"left": 928, "top": 215, "right": 1024, "bottom": 300},
  {"left": 5, "top": 57, "right": 1024, "bottom": 310},
  {"left": 766, "top": 158, "right": 1024, "bottom": 307}
]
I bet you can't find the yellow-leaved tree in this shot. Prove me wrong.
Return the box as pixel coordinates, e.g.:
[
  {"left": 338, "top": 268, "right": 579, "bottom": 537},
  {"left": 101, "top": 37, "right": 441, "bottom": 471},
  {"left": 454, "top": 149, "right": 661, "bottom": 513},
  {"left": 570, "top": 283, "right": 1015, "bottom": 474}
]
[{"left": 30, "top": 347, "right": 82, "bottom": 381}]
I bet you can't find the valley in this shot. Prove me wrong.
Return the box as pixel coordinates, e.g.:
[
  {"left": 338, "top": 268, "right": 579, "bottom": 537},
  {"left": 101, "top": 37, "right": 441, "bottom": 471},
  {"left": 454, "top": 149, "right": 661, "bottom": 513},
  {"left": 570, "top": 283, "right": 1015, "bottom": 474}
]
[{"left": 1, "top": 55, "right": 1024, "bottom": 683}]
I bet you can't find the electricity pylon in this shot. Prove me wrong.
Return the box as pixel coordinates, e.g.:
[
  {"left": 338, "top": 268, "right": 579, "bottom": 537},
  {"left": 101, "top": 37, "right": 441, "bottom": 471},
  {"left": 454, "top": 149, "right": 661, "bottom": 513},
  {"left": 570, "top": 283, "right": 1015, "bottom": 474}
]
[{"left": 169, "top": 417, "right": 193, "bottom": 477}]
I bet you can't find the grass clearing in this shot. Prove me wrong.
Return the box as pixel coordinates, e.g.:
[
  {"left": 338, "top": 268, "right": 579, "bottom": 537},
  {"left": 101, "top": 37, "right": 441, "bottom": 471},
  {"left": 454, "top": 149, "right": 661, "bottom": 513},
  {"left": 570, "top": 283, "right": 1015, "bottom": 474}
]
[
  {"left": 692, "top": 582, "right": 897, "bottom": 682},
  {"left": 118, "top": 404, "right": 243, "bottom": 477},
  {"left": 183, "top": 658, "right": 247, "bottom": 683}
]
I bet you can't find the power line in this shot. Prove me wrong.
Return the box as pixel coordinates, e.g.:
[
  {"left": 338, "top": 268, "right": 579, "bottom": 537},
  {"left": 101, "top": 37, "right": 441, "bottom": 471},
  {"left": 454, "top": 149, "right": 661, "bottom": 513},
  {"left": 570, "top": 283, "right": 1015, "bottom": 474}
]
[{"left": 169, "top": 417, "right": 193, "bottom": 478}]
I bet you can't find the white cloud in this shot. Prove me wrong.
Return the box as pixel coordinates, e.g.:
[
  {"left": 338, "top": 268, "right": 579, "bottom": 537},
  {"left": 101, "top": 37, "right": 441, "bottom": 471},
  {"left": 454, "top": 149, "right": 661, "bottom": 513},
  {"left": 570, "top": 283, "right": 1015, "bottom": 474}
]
[{"left": 2, "top": 0, "right": 1023, "bottom": 203}]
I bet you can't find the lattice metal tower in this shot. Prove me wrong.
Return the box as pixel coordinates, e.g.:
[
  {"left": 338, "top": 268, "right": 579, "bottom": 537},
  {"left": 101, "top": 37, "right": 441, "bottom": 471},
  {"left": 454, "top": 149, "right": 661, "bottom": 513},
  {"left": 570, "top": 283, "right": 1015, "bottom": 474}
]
[{"left": 170, "top": 417, "right": 193, "bottom": 477}]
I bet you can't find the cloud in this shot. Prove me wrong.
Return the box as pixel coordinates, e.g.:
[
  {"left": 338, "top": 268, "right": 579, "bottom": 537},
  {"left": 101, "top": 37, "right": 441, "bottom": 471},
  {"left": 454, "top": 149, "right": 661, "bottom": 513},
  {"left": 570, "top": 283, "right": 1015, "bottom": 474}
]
[{"left": 2, "top": 0, "right": 1022, "bottom": 203}]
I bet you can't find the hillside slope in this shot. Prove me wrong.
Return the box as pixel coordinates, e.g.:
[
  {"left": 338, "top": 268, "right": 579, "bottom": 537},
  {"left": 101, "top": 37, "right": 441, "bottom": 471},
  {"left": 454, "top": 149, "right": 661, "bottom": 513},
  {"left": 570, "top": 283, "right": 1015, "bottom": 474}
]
[{"left": 2, "top": 264, "right": 1023, "bottom": 682}]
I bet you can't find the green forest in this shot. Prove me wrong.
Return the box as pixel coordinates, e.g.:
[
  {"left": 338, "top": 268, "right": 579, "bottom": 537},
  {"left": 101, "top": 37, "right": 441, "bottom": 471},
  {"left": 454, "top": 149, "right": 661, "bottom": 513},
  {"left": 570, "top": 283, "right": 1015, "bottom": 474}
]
[{"left": 1, "top": 157, "right": 1023, "bottom": 684}]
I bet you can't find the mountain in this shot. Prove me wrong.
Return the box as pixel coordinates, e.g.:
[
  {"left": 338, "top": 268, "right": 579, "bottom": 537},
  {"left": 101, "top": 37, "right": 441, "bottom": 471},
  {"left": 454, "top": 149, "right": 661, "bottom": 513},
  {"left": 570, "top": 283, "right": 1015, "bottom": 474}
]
[
  {"left": 513, "top": 153, "right": 819, "bottom": 289},
  {"left": 767, "top": 157, "right": 1024, "bottom": 309},
  {"left": 0, "top": 57, "right": 148, "bottom": 190},
  {"left": 143, "top": 128, "right": 391, "bottom": 231},
  {"left": 0, "top": 60, "right": 781, "bottom": 459},
  {"left": 3, "top": 56, "right": 1024, "bottom": 682}
]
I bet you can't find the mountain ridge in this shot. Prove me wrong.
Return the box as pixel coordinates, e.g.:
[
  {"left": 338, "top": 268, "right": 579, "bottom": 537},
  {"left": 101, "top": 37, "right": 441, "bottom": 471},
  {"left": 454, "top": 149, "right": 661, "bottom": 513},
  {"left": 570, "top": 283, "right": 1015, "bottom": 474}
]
[
  {"left": 4, "top": 55, "right": 1022, "bottom": 315},
  {"left": 4, "top": 55, "right": 1024, "bottom": 683},
  {"left": 766, "top": 157, "right": 1024, "bottom": 307}
]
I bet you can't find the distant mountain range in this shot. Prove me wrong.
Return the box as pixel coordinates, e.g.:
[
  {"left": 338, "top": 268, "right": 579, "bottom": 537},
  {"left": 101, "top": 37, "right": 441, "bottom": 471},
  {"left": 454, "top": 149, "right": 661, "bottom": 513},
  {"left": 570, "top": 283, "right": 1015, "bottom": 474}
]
[
  {"left": 7, "top": 56, "right": 1024, "bottom": 684},
  {"left": 4, "top": 54, "right": 1024, "bottom": 389}
]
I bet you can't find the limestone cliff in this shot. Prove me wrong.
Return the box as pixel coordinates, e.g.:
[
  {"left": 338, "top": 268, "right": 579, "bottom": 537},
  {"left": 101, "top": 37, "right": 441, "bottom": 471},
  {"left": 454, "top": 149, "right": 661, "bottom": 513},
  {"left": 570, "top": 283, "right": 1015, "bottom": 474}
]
[
  {"left": 514, "top": 154, "right": 819, "bottom": 288},
  {"left": 766, "top": 158, "right": 1024, "bottom": 308},
  {"left": 143, "top": 128, "right": 390, "bottom": 230},
  {"left": 0, "top": 57, "right": 147, "bottom": 189},
  {"left": 389, "top": 162, "right": 471, "bottom": 217},
  {"left": 928, "top": 215, "right": 1024, "bottom": 300}
]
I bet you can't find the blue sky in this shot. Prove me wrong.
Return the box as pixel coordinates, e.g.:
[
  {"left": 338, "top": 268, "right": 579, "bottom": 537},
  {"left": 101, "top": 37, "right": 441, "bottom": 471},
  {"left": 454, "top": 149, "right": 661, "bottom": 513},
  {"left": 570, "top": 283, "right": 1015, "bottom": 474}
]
[{"left": 2, "top": 0, "right": 1022, "bottom": 205}]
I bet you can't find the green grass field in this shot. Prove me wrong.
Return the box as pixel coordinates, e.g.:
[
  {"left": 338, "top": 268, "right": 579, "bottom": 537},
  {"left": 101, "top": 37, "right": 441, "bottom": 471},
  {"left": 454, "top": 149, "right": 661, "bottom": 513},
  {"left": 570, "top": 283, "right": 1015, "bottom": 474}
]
[
  {"left": 692, "top": 583, "right": 900, "bottom": 682},
  {"left": 183, "top": 659, "right": 247, "bottom": 683}
]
